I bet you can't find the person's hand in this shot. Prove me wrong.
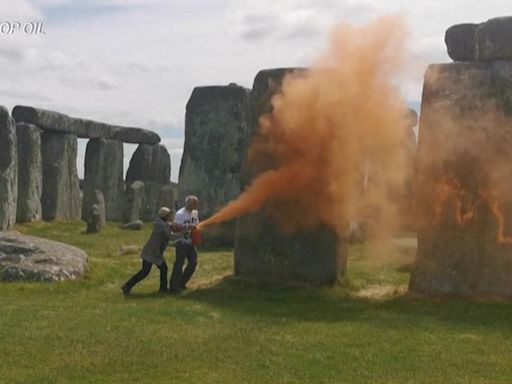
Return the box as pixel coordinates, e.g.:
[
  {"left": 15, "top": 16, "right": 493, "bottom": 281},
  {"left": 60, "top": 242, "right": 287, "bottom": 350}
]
[{"left": 169, "top": 223, "right": 184, "bottom": 232}]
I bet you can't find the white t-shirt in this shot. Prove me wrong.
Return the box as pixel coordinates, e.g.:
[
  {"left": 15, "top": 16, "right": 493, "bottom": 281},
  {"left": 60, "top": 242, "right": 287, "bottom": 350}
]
[{"left": 174, "top": 207, "right": 199, "bottom": 245}]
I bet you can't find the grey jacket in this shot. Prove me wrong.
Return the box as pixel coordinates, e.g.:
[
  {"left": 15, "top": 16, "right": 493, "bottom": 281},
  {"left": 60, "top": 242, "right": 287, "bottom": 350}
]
[{"left": 140, "top": 218, "right": 178, "bottom": 266}]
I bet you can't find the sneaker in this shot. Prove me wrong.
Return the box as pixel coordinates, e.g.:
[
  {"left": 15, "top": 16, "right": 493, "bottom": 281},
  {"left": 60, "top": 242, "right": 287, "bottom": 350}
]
[{"left": 121, "top": 285, "right": 130, "bottom": 296}]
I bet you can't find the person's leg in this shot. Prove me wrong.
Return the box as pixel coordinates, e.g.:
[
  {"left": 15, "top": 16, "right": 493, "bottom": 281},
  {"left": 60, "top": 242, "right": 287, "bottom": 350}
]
[
  {"left": 157, "top": 261, "right": 168, "bottom": 292},
  {"left": 122, "top": 260, "right": 152, "bottom": 293},
  {"left": 169, "top": 243, "right": 186, "bottom": 292},
  {"left": 181, "top": 246, "right": 197, "bottom": 289}
]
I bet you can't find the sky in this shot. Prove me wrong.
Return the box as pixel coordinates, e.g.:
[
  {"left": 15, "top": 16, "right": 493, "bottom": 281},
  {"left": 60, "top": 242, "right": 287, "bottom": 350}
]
[{"left": 1, "top": 0, "right": 511, "bottom": 181}]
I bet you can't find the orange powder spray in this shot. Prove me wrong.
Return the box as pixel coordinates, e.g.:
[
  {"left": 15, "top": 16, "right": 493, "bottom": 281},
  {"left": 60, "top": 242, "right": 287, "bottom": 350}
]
[{"left": 199, "top": 16, "right": 411, "bottom": 238}]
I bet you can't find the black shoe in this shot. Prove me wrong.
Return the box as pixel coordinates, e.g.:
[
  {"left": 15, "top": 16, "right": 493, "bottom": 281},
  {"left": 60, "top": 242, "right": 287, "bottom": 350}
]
[
  {"left": 159, "top": 288, "right": 168, "bottom": 294},
  {"left": 181, "top": 285, "right": 188, "bottom": 291},
  {"left": 121, "top": 285, "right": 130, "bottom": 296},
  {"left": 169, "top": 289, "right": 182, "bottom": 295}
]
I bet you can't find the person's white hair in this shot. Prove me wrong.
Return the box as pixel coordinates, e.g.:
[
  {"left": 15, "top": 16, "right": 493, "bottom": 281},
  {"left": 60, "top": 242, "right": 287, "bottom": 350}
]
[
  {"left": 158, "top": 206, "right": 171, "bottom": 219},
  {"left": 185, "top": 195, "right": 198, "bottom": 204}
]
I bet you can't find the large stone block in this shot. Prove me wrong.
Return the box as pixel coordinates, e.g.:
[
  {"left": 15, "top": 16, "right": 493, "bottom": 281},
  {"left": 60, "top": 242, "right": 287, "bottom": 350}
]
[
  {"left": 41, "top": 132, "right": 81, "bottom": 221},
  {"left": 0, "top": 232, "right": 87, "bottom": 282},
  {"left": 84, "top": 189, "right": 105, "bottom": 234},
  {"left": 0, "top": 106, "right": 17, "bottom": 231},
  {"left": 445, "top": 23, "right": 479, "bottom": 62},
  {"left": 178, "top": 84, "right": 251, "bottom": 245},
  {"left": 410, "top": 62, "right": 512, "bottom": 297},
  {"left": 83, "top": 189, "right": 106, "bottom": 227},
  {"left": 475, "top": 17, "right": 512, "bottom": 62},
  {"left": 234, "top": 68, "right": 345, "bottom": 284},
  {"left": 125, "top": 144, "right": 171, "bottom": 221},
  {"left": 16, "top": 123, "right": 42, "bottom": 223},
  {"left": 236, "top": 218, "right": 342, "bottom": 284},
  {"left": 123, "top": 181, "right": 145, "bottom": 223},
  {"left": 12, "top": 105, "right": 160, "bottom": 144},
  {"left": 158, "top": 184, "right": 175, "bottom": 211},
  {"left": 83, "top": 138, "right": 124, "bottom": 221}
]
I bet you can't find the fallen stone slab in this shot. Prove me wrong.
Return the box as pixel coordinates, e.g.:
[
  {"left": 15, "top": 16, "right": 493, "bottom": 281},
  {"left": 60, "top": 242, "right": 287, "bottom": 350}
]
[
  {"left": 12, "top": 105, "right": 160, "bottom": 144},
  {"left": 121, "top": 220, "right": 143, "bottom": 230},
  {"left": 0, "top": 231, "right": 88, "bottom": 282}
]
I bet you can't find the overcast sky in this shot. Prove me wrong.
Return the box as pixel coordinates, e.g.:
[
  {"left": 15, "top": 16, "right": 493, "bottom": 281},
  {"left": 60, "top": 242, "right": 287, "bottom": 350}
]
[{"left": 1, "top": 0, "right": 511, "bottom": 181}]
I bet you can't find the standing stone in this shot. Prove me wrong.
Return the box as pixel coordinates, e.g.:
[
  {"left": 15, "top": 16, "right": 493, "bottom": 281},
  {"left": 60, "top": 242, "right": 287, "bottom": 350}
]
[
  {"left": 0, "top": 106, "right": 17, "bottom": 231},
  {"left": 178, "top": 84, "right": 251, "bottom": 245},
  {"left": 83, "top": 189, "right": 106, "bottom": 228},
  {"left": 86, "top": 204, "right": 103, "bottom": 234},
  {"left": 158, "top": 184, "right": 175, "bottom": 211},
  {"left": 234, "top": 68, "right": 345, "bottom": 284},
  {"left": 410, "top": 62, "right": 512, "bottom": 297},
  {"left": 123, "top": 181, "right": 145, "bottom": 223},
  {"left": 397, "top": 108, "right": 418, "bottom": 230},
  {"left": 125, "top": 144, "right": 170, "bottom": 221},
  {"left": 41, "top": 132, "right": 81, "bottom": 221},
  {"left": 16, "top": 123, "right": 42, "bottom": 223},
  {"left": 445, "top": 23, "right": 479, "bottom": 62},
  {"left": 83, "top": 138, "right": 124, "bottom": 221},
  {"left": 475, "top": 17, "right": 512, "bottom": 62}
]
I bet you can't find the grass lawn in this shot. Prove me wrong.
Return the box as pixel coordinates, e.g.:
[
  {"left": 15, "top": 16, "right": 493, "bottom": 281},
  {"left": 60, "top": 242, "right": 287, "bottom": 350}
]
[{"left": 1, "top": 222, "right": 511, "bottom": 383}]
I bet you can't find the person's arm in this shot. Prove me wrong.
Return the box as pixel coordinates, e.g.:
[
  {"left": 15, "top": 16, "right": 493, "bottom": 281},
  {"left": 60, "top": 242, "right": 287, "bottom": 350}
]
[{"left": 162, "top": 221, "right": 177, "bottom": 241}]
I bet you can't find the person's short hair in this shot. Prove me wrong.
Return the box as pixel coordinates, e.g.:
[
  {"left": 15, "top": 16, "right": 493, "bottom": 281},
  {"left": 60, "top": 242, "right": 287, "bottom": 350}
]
[
  {"left": 158, "top": 206, "right": 173, "bottom": 218},
  {"left": 185, "top": 195, "right": 198, "bottom": 204}
]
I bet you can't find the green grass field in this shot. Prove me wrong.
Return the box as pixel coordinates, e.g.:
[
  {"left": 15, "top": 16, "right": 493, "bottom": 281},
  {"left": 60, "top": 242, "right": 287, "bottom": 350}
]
[{"left": 1, "top": 222, "right": 511, "bottom": 383}]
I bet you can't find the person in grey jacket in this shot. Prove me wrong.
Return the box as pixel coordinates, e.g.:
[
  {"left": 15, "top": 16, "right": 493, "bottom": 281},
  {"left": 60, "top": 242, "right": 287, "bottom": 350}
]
[{"left": 121, "top": 207, "right": 182, "bottom": 295}]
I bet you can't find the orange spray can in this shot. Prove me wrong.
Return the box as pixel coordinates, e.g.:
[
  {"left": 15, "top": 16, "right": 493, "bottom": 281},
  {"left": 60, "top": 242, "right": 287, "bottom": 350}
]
[{"left": 191, "top": 226, "right": 202, "bottom": 247}]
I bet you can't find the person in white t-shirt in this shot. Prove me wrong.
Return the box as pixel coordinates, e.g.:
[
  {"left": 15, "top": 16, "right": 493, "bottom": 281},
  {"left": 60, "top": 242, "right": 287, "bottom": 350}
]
[{"left": 169, "top": 195, "right": 200, "bottom": 294}]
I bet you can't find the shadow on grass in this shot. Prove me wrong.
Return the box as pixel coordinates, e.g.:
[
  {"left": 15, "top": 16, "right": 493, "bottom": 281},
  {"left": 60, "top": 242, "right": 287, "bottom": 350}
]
[{"left": 179, "top": 275, "right": 512, "bottom": 331}]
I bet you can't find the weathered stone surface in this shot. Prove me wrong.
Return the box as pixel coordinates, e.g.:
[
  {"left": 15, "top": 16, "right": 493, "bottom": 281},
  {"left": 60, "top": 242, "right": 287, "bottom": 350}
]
[
  {"left": 83, "top": 138, "right": 124, "bottom": 221},
  {"left": 16, "top": 123, "right": 42, "bottom": 223},
  {"left": 0, "top": 231, "right": 87, "bottom": 282},
  {"left": 410, "top": 62, "right": 512, "bottom": 297},
  {"left": 86, "top": 204, "right": 103, "bottom": 234},
  {"left": 83, "top": 189, "right": 106, "bottom": 230},
  {"left": 125, "top": 144, "right": 171, "bottom": 221},
  {"left": 236, "top": 218, "right": 343, "bottom": 284},
  {"left": 234, "top": 68, "right": 345, "bottom": 284},
  {"left": 178, "top": 85, "right": 251, "bottom": 245},
  {"left": 41, "top": 131, "right": 81, "bottom": 221},
  {"left": 398, "top": 108, "right": 419, "bottom": 230},
  {"left": 123, "top": 181, "right": 145, "bottom": 223},
  {"left": 121, "top": 220, "right": 143, "bottom": 230},
  {"left": 475, "top": 17, "right": 512, "bottom": 62},
  {"left": 445, "top": 23, "right": 479, "bottom": 61},
  {"left": 0, "top": 106, "right": 17, "bottom": 231},
  {"left": 12, "top": 105, "right": 160, "bottom": 144},
  {"left": 158, "top": 184, "right": 175, "bottom": 211}
]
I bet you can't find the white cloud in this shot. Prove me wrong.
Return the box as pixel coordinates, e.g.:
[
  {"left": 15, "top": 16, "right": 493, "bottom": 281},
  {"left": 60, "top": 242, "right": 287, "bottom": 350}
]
[{"left": 2, "top": 0, "right": 512, "bottom": 183}]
